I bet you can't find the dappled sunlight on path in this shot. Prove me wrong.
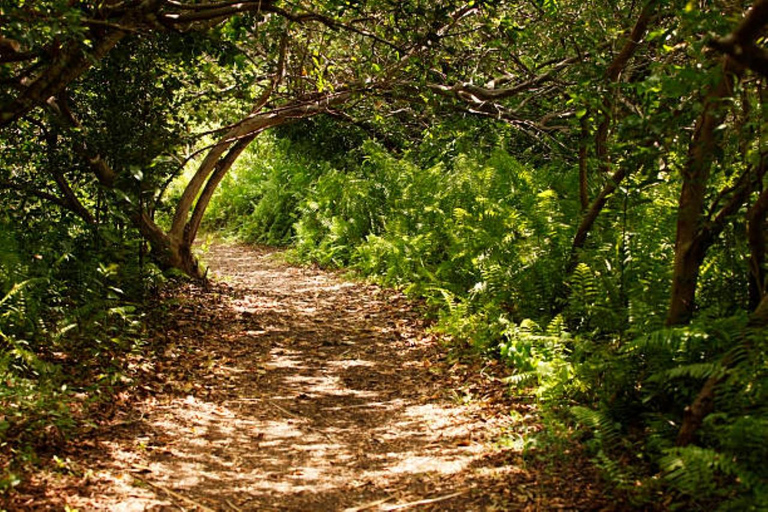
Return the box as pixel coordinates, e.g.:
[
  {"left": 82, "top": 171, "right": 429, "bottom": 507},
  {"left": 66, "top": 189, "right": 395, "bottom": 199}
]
[
  {"left": 113, "top": 243, "right": 496, "bottom": 510},
  {"left": 25, "top": 242, "right": 608, "bottom": 511}
]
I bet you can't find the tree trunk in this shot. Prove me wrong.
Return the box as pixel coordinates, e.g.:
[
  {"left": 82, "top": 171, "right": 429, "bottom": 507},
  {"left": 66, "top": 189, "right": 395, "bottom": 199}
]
[
  {"left": 567, "top": 167, "right": 629, "bottom": 273},
  {"left": 579, "top": 113, "right": 590, "bottom": 211},
  {"left": 169, "top": 133, "right": 242, "bottom": 240},
  {"left": 566, "top": 1, "right": 656, "bottom": 272},
  {"left": 665, "top": 59, "right": 741, "bottom": 326},
  {"left": 748, "top": 188, "right": 768, "bottom": 309},
  {"left": 163, "top": 96, "right": 350, "bottom": 277},
  {"left": 594, "top": 0, "right": 657, "bottom": 174},
  {"left": 131, "top": 210, "right": 203, "bottom": 278},
  {"left": 676, "top": 371, "right": 720, "bottom": 447},
  {"left": 170, "top": 98, "right": 343, "bottom": 242},
  {"left": 184, "top": 135, "right": 257, "bottom": 246},
  {"left": 676, "top": 292, "right": 768, "bottom": 446}
]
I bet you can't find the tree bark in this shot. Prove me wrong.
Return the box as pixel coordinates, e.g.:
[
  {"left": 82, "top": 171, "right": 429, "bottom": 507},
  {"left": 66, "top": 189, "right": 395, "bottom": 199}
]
[
  {"left": 184, "top": 135, "right": 256, "bottom": 246},
  {"left": 675, "top": 370, "right": 720, "bottom": 447},
  {"left": 710, "top": 0, "right": 768, "bottom": 78},
  {"left": 579, "top": 113, "right": 590, "bottom": 211},
  {"left": 48, "top": 169, "right": 96, "bottom": 225},
  {"left": 567, "top": 166, "right": 629, "bottom": 273},
  {"left": 594, "top": 0, "right": 657, "bottom": 174},
  {"left": 748, "top": 188, "right": 768, "bottom": 309},
  {"left": 0, "top": 0, "right": 286, "bottom": 128},
  {"left": 676, "top": 292, "right": 768, "bottom": 446},
  {"left": 170, "top": 98, "right": 346, "bottom": 241},
  {"left": 40, "top": 119, "right": 97, "bottom": 225},
  {"left": 0, "top": 180, "right": 93, "bottom": 223},
  {"left": 164, "top": 96, "right": 350, "bottom": 277},
  {"left": 49, "top": 94, "right": 118, "bottom": 187},
  {"left": 169, "top": 112, "right": 284, "bottom": 240},
  {"left": 133, "top": 210, "right": 203, "bottom": 278},
  {"left": 665, "top": 59, "right": 741, "bottom": 327},
  {"left": 1, "top": 30, "right": 126, "bottom": 127},
  {"left": 566, "top": 1, "right": 656, "bottom": 272}
]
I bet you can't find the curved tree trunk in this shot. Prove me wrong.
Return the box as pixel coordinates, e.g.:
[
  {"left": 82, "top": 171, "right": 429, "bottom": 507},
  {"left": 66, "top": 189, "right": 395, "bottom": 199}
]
[
  {"left": 184, "top": 136, "right": 257, "bottom": 248},
  {"left": 132, "top": 210, "right": 204, "bottom": 278},
  {"left": 665, "top": 59, "right": 741, "bottom": 326},
  {"left": 163, "top": 95, "right": 351, "bottom": 277}
]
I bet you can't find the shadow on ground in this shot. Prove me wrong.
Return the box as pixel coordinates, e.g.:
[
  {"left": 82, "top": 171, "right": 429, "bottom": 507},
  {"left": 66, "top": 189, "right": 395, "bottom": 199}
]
[{"left": 5, "top": 242, "right": 611, "bottom": 511}]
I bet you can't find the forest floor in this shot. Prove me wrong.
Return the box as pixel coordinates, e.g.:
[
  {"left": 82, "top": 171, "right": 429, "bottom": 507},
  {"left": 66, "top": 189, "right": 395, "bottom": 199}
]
[{"left": 4, "top": 242, "right": 613, "bottom": 511}]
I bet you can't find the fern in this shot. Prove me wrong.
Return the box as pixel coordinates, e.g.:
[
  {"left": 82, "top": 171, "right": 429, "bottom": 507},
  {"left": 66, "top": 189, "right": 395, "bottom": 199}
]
[
  {"left": 659, "top": 445, "right": 766, "bottom": 502},
  {"left": 570, "top": 263, "right": 599, "bottom": 305},
  {"left": 205, "top": 129, "right": 767, "bottom": 510},
  {"left": 647, "top": 362, "right": 725, "bottom": 384},
  {"left": 571, "top": 406, "right": 623, "bottom": 448},
  {"left": 504, "top": 371, "right": 538, "bottom": 388}
]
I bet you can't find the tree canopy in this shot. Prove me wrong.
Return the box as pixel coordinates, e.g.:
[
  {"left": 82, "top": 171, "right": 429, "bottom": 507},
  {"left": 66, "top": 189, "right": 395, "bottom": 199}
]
[{"left": 2, "top": 0, "right": 768, "bottom": 508}]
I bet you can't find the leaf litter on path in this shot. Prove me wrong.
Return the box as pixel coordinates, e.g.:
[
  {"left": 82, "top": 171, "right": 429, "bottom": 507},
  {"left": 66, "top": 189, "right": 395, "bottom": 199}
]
[{"left": 5, "top": 242, "right": 612, "bottom": 511}]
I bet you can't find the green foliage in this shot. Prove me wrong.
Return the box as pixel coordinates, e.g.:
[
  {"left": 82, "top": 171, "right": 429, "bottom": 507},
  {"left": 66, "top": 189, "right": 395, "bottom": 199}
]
[
  {"left": 563, "top": 316, "right": 768, "bottom": 509},
  {"left": 3, "top": 0, "right": 768, "bottom": 508},
  {"left": 205, "top": 135, "right": 333, "bottom": 245},
  {"left": 659, "top": 444, "right": 768, "bottom": 510},
  {"left": 295, "top": 142, "right": 572, "bottom": 309},
  {"left": 207, "top": 120, "right": 766, "bottom": 509},
  {"left": 0, "top": 213, "right": 158, "bottom": 491}
]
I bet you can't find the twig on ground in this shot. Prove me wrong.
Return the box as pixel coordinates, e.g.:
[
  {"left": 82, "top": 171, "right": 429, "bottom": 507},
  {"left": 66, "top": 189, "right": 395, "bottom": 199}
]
[
  {"left": 381, "top": 490, "right": 470, "bottom": 510},
  {"left": 322, "top": 400, "right": 398, "bottom": 410},
  {"left": 226, "top": 498, "right": 244, "bottom": 511},
  {"left": 229, "top": 398, "right": 337, "bottom": 442},
  {"left": 133, "top": 475, "right": 217, "bottom": 512},
  {"left": 86, "top": 413, "right": 146, "bottom": 435},
  {"left": 264, "top": 399, "right": 302, "bottom": 419},
  {"left": 344, "top": 496, "right": 395, "bottom": 512}
]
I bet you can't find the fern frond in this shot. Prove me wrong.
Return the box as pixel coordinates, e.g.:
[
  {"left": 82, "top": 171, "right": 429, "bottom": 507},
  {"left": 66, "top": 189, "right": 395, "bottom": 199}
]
[
  {"left": 647, "top": 362, "right": 725, "bottom": 384},
  {"left": 659, "top": 445, "right": 763, "bottom": 498},
  {"left": 504, "top": 371, "right": 538, "bottom": 388},
  {"left": 571, "top": 405, "right": 622, "bottom": 447},
  {"left": 0, "top": 280, "right": 32, "bottom": 308}
]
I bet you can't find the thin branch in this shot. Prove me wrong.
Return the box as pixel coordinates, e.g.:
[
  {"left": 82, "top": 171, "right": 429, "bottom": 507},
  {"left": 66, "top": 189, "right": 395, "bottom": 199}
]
[
  {"left": 49, "top": 94, "right": 118, "bottom": 188},
  {"left": 164, "top": 0, "right": 265, "bottom": 12},
  {"left": 132, "top": 475, "right": 217, "bottom": 512},
  {"left": 0, "top": 181, "right": 67, "bottom": 208},
  {"left": 429, "top": 56, "right": 580, "bottom": 102},
  {"left": 267, "top": 6, "right": 405, "bottom": 52},
  {"left": 81, "top": 18, "right": 140, "bottom": 32},
  {"left": 0, "top": 51, "right": 38, "bottom": 64}
]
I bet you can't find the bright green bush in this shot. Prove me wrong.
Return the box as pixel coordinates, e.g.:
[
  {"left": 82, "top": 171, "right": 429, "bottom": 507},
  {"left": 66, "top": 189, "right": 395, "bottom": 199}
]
[
  {"left": 205, "top": 135, "right": 333, "bottom": 245},
  {"left": 208, "top": 132, "right": 767, "bottom": 509}
]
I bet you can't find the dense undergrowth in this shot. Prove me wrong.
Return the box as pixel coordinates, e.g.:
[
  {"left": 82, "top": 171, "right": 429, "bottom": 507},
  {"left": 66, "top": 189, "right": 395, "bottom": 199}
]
[
  {"left": 205, "top": 127, "right": 768, "bottom": 510},
  {"left": 3, "top": 1, "right": 768, "bottom": 509},
  {"left": 0, "top": 214, "right": 162, "bottom": 493}
]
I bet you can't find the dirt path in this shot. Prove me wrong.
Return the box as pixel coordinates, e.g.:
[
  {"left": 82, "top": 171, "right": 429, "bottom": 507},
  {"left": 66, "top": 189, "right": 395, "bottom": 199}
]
[{"left": 7, "top": 243, "right": 609, "bottom": 511}]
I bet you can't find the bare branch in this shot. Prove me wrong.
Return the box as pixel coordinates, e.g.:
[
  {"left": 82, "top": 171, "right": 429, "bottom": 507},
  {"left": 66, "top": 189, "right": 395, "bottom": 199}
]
[
  {"left": 0, "top": 179, "right": 94, "bottom": 225},
  {"left": 429, "top": 56, "right": 579, "bottom": 103}
]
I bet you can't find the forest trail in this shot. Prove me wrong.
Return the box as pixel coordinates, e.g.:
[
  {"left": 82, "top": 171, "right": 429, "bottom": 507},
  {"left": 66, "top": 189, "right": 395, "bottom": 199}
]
[{"left": 10, "top": 242, "right": 607, "bottom": 511}]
